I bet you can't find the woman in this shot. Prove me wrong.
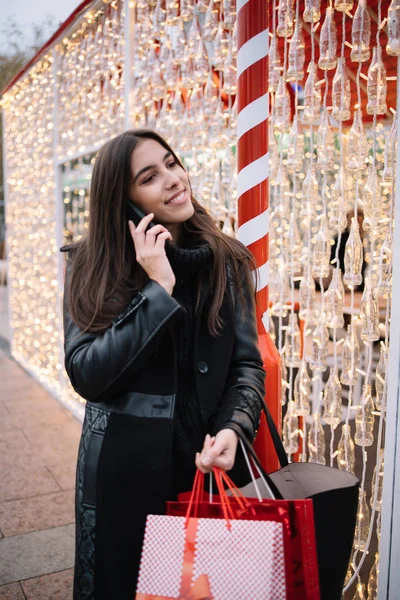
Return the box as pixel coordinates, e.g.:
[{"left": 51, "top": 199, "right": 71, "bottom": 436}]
[{"left": 61, "top": 129, "right": 265, "bottom": 600}]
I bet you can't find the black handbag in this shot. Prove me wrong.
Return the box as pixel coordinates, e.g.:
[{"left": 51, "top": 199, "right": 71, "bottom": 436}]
[{"left": 229, "top": 398, "right": 360, "bottom": 600}]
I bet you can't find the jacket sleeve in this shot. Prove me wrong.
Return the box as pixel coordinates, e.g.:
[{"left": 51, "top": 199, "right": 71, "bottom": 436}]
[
  {"left": 62, "top": 255, "right": 184, "bottom": 403},
  {"left": 211, "top": 265, "right": 266, "bottom": 442}
]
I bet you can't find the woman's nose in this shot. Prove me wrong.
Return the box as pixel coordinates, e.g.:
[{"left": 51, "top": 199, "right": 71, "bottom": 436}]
[{"left": 164, "top": 170, "right": 181, "bottom": 188}]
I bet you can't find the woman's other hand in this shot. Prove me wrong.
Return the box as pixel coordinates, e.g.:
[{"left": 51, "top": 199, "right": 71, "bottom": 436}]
[
  {"left": 195, "top": 430, "right": 238, "bottom": 473},
  {"left": 128, "top": 214, "right": 176, "bottom": 295}
]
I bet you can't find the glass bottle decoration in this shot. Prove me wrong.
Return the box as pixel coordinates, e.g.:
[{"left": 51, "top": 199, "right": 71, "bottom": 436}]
[
  {"left": 312, "top": 218, "right": 331, "bottom": 279},
  {"left": 367, "top": 47, "right": 387, "bottom": 116},
  {"left": 382, "top": 115, "right": 397, "bottom": 184},
  {"left": 343, "top": 217, "right": 364, "bottom": 288},
  {"left": 353, "top": 583, "right": 367, "bottom": 600},
  {"left": 287, "top": 22, "right": 305, "bottom": 81},
  {"left": 194, "top": 40, "right": 209, "bottom": 85},
  {"left": 303, "top": 0, "right": 321, "bottom": 23},
  {"left": 277, "top": 0, "right": 294, "bottom": 37},
  {"left": 325, "top": 268, "right": 345, "bottom": 329},
  {"left": 351, "top": 0, "right": 371, "bottom": 62},
  {"left": 341, "top": 321, "right": 360, "bottom": 386},
  {"left": 337, "top": 423, "right": 356, "bottom": 473},
  {"left": 300, "top": 163, "right": 319, "bottom": 228},
  {"left": 310, "top": 320, "right": 329, "bottom": 372},
  {"left": 222, "top": 0, "right": 236, "bottom": 30},
  {"left": 330, "top": 168, "right": 350, "bottom": 232},
  {"left": 318, "top": 7, "right": 337, "bottom": 70},
  {"left": 387, "top": 0, "right": 400, "bottom": 56},
  {"left": 281, "top": 353, "right": 289, "bottom": 406},
  {"left": 284, "top": 213, "right": 302, "bottom": 274},
  {"left": 376, "top": 511, "right": 381, "bottom": 542},
  {"left": 362, "top": 167, "right": 381, "bottom": 232},
  {"left": 153, "top": 0, "right": 166, "bottom": 38},
  {"left": 274, "top": 76, "right": 291, "bottom": 132},
  {"left": 375, "top": 345, "right": 388, "bottom": 412},
  {"left": 286, "top": 115, "right": 305, "bottom": 173},
  {"left": 355, "top": 383, "right": 375, "bottom": 447},
  {"left": 354, "top": 490, "right": 370, "bottom": 551},
  {"left": 334, "top": 0, "right": 353, "bottom": 12},
  {"left": 347, "top": 111, "right": 367, "bottom": 172},
  {"left": 283, "top": 401, "right": 299, "bottom": 454},
  {"left": 308, "top": 412, "right": 326, "bottom": 465},
  {"left": 269, "top": 37, "right": 282, "bottom": 93},
  {"left": 284, "top": 312, "right": 302, "bottom": 368},
  {"left": 180, "top": 0, "right": 194, "bottom": 21},
  {"left": 370, "top": 450, "right": 384, "bottom": 512},
  {"left": 323, "top": 368, "right": 342, "bottom": 428},
  {"left": 360, "top": 278, "right": 380, "bottom": 342},
  {"left": 367, "top": 553, "right": 379, "bottom": 600},
  {"left": 222, "top": 47, "right": 236, "bottom": 93},
  {"left": 165, "top": 0, "right": 179, "bottom": 26},
  {"left": 332, "top": 57, "right": 351, "bottom": 121},
  {"left": 303, "top": 62, "right": 322, "bottom": 123},
  {"left": 293, "top": 362, "right": 311, "bottom": 417},
  {"left": 212, "top": 23, "right": 228, "bottom": 71},
  {"left": 299, "top": 266, "right": 317, "bottom": 321},
  {"left": 203, "top": 0, "right": 219, "bottom": 41},
  {"left": 317, "top": 113, "right": 335, "bottom": 171},
  {"left": 197, "top": 0, "right": 209, "bottom": 13}
]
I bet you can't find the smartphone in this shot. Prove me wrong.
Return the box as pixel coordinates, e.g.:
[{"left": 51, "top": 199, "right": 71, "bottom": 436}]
[{"left": 126, "top": 199, "right": 156, "bottom": 231}]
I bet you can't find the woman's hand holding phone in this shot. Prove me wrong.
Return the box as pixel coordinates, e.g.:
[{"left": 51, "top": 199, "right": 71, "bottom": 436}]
[{"left": 128, "top": 213, "right": 176, "bottom": 295}]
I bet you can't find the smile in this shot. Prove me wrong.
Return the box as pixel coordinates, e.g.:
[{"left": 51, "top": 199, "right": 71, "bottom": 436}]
[{"left": 165, "top": 190, "right": 187, "bottom": 205}]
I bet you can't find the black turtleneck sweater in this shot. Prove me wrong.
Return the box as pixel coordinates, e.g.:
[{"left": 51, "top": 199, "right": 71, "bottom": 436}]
[{"left": 165, "top": 235, "right": 212, "bottom": 496}]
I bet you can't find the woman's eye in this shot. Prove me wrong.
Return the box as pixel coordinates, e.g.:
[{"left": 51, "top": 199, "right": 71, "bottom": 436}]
[
  {"left": 143, "top": 174, "right": 155, "bottom": 184},
  {"left": 168, "top": 161, "right": 177, "bottom": 168}
]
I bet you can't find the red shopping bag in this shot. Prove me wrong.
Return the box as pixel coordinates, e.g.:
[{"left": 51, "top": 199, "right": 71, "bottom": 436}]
[
  {"left": 166, "top": 470, "right": 320, "bottom": 600},
  {"left": 135, "top": 469, "right": 288, "bottom": 600}
]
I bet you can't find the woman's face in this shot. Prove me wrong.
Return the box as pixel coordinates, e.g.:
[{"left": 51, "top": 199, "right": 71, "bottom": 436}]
[{"left": 129, "top": 138, "right": 194, "bottom": 225}]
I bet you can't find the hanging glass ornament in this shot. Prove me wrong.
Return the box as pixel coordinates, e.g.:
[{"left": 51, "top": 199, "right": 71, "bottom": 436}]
[
  {"left": 197, "top": 0, "right": 209, "bottom": 13},
  {"left": 193, "top": 40, "right": 209, "bottom": 85},
  {"left": 352, "top": 583, "right": 367, "bottom": 600},
  {"left": 347, "top": 111, "right": 368, "bottom": 172},
  {"left": 274, "top": 165, "right": 291, "bottom": 217},
  {"left": 212, "top": 23, "right": 228, "bottom": 71},
  {"left": 287, "top": 21, "right": 305, "bottom": 82},
  {"left": 367, "top": 47, "right": 387, "bottom": 116},
  {"left": 303, "top": 0, "right": 321, "bottom": 23},
  {"left": 286, "top": 116, "right": 305, "bottom": 173},
  {"left": 283, "top": 401, "right": 299, "bottom": 454},
  {"left": 351, "top": 0, "right": 371, "bottom": 63},
  {"left": 376, "top": 511, "right": 381, "bottom": 542},
  {"left": 323, "top": 367, "right": 342, "bottom": 427},
  {"left": 222, "top": 0, "right": 236, "bottom": 30},
  {"left": 354, "top": 489, "right": 370, "bottom": 551},
  {"left": 387, "top": 0, "right": 400, "bottom": 56},
  {"left": 325, "top": 268, "right": 345, "bottom": 329},
  {"left": 330, "top": 166, "right": 351, "bottom": 232},
  {"left": 274, "top": 76, "right": 291, "bottom": 132},
  {"left": 334, "top": 0, "right": 353, "bottom": 12},
  {"left": 294, "top": 362, "right": 312, "bottom": 417},
  {"left": 300, "top": 163, "right": 319, "bottom": 229},
  {"left": 310, "top": 320, "right": 329, "bottom": 372},
  {"left": 203, "top": 72, "right": 218, "bottom": 118},
  {"left": 269, "top": 37, "right": 282, "bottom": 93},
  {"left": 367, "top": 552, "right": 379, "bottom": 600},
  {"left": 375, "top": 344, "right": 388, "bottom": 412},
  {"left": 332, "top": 57, "right": 351, "bottom": 121},
  {"left": 343, "top": 217, "right": 364, "bottom": 287},
  {"left": 203, "top": 0, "right": 219, "bottom": 41},
  {"left": 180, "top": 0, "right": 194, "bottom": 21},
  {"left": 312, "top": 218, "right": 331, "bottom": 279},
  {"left": 355, "top": 383, "right": 375, "bottom": 447},
  {"left": 308, "top": 412, "right": 326, "bottom": 465},
  {"left": 377, "top": 228, "right": 393, "bottom": 295},
  {"left": 276, "top": 0, "right": 294, "bottom": 38},
  {"left": 370, "top": 450, "right": 384, "bottom": 512},
  {"left": 317, "top": 113, "right": 335, "bottom": 171},
  {"left": 281, "top": 353, "right": 289, "bottom": 406},
  {"left": 165, "top": 0, "right": 179, "bottom": 26},
  {"left": 382, "top": 115, "right": 397, "bottom": 184},
  {"left": 362, "top": 167, "right": 381, "bottom": 232},
  {"left": 152, "top": 0, "right": 166, "bottom": 38},
  {"left": 360, "top": 278, "right": 380, "bottom": 342},
  {"left": 341, "top": 320, "right": 360, "bottom": 386},
  {"left": 222, "top": 47, "right": 236, "bottom": 93},
  {"left": 318, "top": 7, "right": 337, "bottom": 70},
  {"left": 303, "top": 63, "right": 322, "bottom": 124},
  {"left": 337, "top": 423, "right": 356, "bottom": 473},
  {"left": 284, "top": 213, "right": 302, "bottom": 274},
  {"left": 284, "top": 312, "right": 302, "bottom": 368}
]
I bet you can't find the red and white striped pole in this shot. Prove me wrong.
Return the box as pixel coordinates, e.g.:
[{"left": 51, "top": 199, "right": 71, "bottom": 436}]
[{"left": 236, "top": 0, "right": 281, "bottom": 472}]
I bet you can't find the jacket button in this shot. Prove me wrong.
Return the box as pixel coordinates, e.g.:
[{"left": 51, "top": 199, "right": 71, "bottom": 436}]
[{"left": 198, "top": 361, "right": 209, "bottom": 374}]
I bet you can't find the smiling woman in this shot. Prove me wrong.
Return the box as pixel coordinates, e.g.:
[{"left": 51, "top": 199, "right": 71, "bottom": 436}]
[{"left": 60, "top": 129, "right": 266, "bottom": 600}]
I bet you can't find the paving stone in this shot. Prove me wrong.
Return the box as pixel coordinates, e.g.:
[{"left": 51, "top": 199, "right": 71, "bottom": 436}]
[
  {"left": 0, "top": 524, "right": 75, "bottom": 586},
  {"left": 0, "top": 490, "right": 75, "bottom": 537},
  {"left": 21, "top": 569, "right": 74, "bottom": 600},
  {"left": 0, "top": 464, "right": 61, "bottom": 502},
  {"left": 46, "top": 462, "right": 77, "bottom": 491},
  {"left": 0, "top": 582, "right": 25, "bottom": 600}
]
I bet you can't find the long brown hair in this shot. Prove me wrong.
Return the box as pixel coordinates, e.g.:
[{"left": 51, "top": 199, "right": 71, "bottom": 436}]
[{"left": 62, "top": 129, "right": 257, "bottom": 337}]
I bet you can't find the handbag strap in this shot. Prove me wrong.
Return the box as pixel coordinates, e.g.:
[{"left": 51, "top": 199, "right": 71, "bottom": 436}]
[{"left": 258, "top": 393, "right": 289, "bottom": 468}]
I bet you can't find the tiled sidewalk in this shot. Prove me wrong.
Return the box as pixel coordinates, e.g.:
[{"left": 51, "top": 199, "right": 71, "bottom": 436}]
[{"left": 0, "top": 347, "right": 81, "bottom": 599}]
